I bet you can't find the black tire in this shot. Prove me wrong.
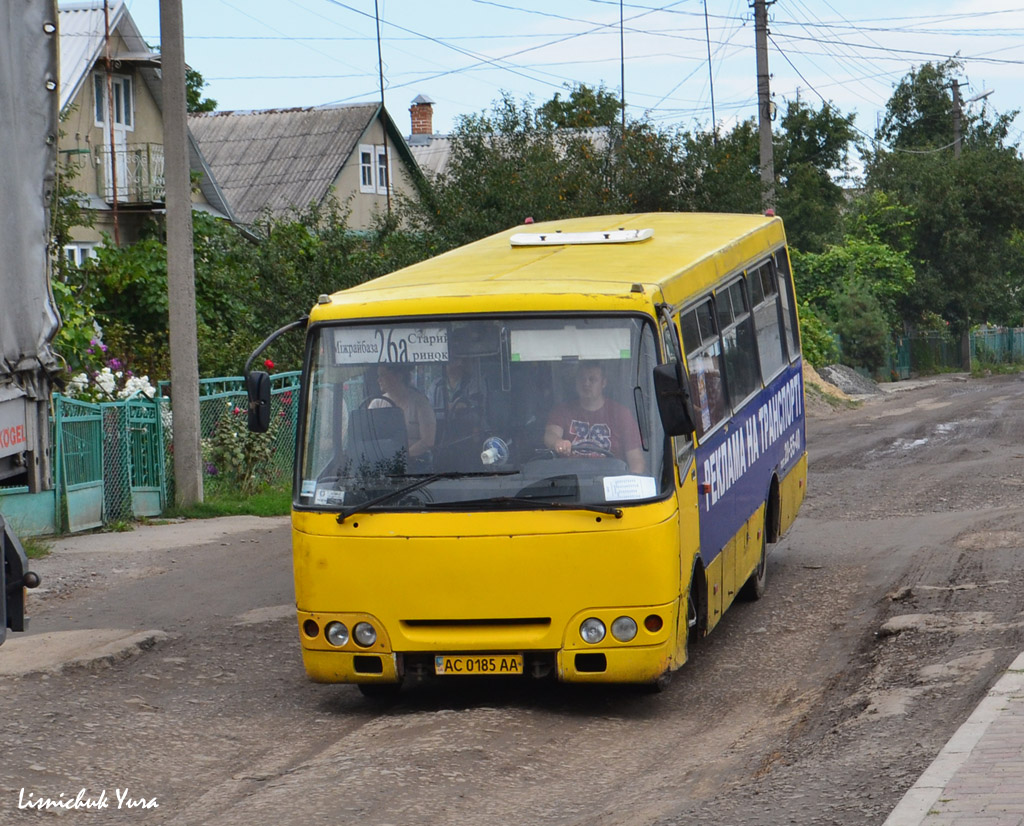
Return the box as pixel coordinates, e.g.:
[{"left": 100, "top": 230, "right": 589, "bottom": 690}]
[{"left": 739, "top": 525, "right": 767, "bottom": 601}]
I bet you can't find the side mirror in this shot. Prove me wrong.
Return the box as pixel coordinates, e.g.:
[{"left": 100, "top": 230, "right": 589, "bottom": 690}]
[
  {"left": 653, "top": 362, "right": 696, "bottom": 439},
  {"left": 246, "top": 371, "right": 271, "bottom": 433}
]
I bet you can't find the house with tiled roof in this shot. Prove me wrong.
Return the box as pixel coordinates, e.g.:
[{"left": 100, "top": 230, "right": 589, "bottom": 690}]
[
  {"left": 57, "top": 1, "right": 232, "bottom": 262},
  {"left": 188, "top": 103, "right": 422, "bottom": 230}
]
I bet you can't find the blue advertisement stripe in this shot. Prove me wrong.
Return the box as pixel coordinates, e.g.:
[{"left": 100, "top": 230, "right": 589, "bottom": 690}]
[{"left": 695, "top": 363, "right": 805, "bottom": 562}]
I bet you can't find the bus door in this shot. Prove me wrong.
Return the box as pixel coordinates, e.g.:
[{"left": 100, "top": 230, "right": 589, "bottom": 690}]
[{"left": 658, "top": 307, "right": 701, "bottom": 656}]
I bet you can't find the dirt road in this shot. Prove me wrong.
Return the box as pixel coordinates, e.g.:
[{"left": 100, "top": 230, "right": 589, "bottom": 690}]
[{"left": 2, "top": 372, "right": 1023, "bottom": 825}]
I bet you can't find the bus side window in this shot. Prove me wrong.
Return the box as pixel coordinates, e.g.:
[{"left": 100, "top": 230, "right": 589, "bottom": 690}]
[
  {"left": 718, "top": 279, "right": 760, "bottom": 408},
  {"left": 660, "top": 313, "right": 693, "bottom": 470},
  {"left": 681, "top": 299, "right": 728, "bottom": 440},
  {"left": 774, "top": 248, "right": 801, "bottom": 360},
  {"left": 751, "top": 261, "right": 787, "bottom": 380}
]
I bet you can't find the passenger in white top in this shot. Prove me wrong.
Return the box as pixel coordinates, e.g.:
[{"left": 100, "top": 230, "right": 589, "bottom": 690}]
[{"left": 370, "top": 363, "right": 437, "bottom": 460}]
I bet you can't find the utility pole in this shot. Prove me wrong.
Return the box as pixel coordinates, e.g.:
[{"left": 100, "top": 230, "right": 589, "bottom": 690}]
[
  {"left": 160, "top": 0, "right": 203, "bottom": 507},
  {"left": 951, "top": 79, "right": 962, "bottom": 159},
  {"left": 752, "top": 0, "right": 775, "bottom": 211}
]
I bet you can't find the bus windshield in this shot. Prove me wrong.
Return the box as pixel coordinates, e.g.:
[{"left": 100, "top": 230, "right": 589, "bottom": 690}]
[{"left": 297, "top": 315, "right": 667, "bottom": 513}]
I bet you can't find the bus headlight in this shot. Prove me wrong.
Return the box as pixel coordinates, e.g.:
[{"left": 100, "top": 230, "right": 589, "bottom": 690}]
[
  {"left": 325, "top": 621, "right": 349, "bottom": 647},
  {"left": 611, "top": 616, "right": 638, "bottom": 642},
  {"left": 353, "top": 622, "right": 377, "bottom": 647},
  {"left": 580, "top": 617, "right": 606, "bottom": 644}
]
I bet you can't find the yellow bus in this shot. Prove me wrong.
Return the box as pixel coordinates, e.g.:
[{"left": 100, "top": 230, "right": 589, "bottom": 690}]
[{"left": 247, "top": 212, "right": 807, "bottom": 694}]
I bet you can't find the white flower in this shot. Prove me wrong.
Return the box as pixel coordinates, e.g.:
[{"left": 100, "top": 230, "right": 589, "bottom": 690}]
[
  {"left": 67, "top": 373, "right": 89, "bottom": 395},
  {"left": 95, "top": 368, "right": 116, "bottom": 396},
  {"left": 117, "top": 375, "right": 156, "bottom": 400}
]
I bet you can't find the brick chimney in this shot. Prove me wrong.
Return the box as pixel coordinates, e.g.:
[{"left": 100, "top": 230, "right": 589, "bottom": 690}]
[{"left": 410, "top": 94, "right": 435, "bottom": 137}]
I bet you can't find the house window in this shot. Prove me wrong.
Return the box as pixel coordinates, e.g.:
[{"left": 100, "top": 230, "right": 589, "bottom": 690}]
[
  {"left": 358, "top": 143, "right": 391, "bottom": 196},
  {"left": 94, "top": 73, "right": 133, "bottom": 129},
  {"left": 376, "top": 146, "right": 389, "bottom": 194},
  {"left": 359, "top": 145, "right": 375, "bottom": 193},
  {"left": 63, "top": 243, "right": 97, "bottom": 267}
]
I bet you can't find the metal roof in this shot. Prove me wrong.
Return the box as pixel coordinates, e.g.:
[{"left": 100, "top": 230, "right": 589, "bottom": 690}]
[
  {"left": 57, "top": 2, "right": 235, "bottom": 223},
  {"left": 189, "top": 104, "right": 395, "bottom": 226},
  {"left": 57, "top": 1, "right": 148, "bottom": 112},
  {"left": 408, "top": 134, "right": 453, "bottom": 179}
]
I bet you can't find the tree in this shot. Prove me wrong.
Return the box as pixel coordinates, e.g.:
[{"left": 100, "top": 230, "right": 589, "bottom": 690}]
[
  {"left": 875, "top": 60, "right": 960, "bottom": 151},
  {"left": 537, "top": 83, "right": 621, "bottom": 129},
  {"left": 774, "top": 100, "right": 858, "bottom": 253},
  {"left": 406, "top": 89, "right": 692, "bottom": 248},
  {"left": 791, "top": 238, "right": 915, "bottom": 338},
  {"left": 185, "top": 67, "right": 216, "bottom": 113},
  {"left": 56, "top": 198, "right": 437, "bottom": 380},
  {"left": 677, "top": 119, "right": 762, "bottom": 214},
  {"left": 864, "top": 61, "right": 1024, "bottom": 342}
]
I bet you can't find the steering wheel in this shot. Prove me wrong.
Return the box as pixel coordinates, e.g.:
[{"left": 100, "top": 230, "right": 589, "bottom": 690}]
[
  {"left": 570, "top": 440, "right": 615, "bottom": 458},
  {"left": 361, "top": 395, "right": 397, "bottom": 409}
]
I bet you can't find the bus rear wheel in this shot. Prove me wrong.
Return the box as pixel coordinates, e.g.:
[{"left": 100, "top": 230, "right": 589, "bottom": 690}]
[{"left": 739, "top": 526, "right": 767, "bottom": 601}]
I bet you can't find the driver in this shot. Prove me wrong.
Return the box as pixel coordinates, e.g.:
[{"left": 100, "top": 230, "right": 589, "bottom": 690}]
[{"left": 544, "top": 362, "right": 645, "bottom": 474}]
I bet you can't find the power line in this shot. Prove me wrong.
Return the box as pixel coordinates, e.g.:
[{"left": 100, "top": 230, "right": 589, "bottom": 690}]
[{"left": 768, "top": 33, "right": 959, "bottom": 156}]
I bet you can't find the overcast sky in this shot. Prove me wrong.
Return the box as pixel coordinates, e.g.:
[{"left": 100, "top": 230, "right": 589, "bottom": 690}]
[{"left": 125, "top": 0, "right": 1024, "bottom": 153}]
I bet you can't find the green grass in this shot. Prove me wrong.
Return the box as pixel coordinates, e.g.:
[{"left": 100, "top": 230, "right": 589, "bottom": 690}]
[
  {"left": 971, "top": 360, "right": 1024, "bottom": 377},
  {"left": 163, "top": 484, "right": 291, "bottom": 519},
  {"left": 22, "top": 535, "right": 52, "bottom": 559}
]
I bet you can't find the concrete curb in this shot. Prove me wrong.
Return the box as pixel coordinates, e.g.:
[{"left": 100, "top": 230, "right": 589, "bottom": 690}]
[
  {"left": 0, "top": 628, "right": 170, "bottom": 677},
  {"left": 882, "top": 651, "right": 1024, "bottom": 826}
]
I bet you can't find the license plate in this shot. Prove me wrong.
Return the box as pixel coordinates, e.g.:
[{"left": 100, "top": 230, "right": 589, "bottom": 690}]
[{"left": 434, "top": 654, "right": 524, "bottom": 676}]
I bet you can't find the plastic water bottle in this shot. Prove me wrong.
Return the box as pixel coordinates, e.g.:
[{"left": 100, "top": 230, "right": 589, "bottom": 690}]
[{"left": 480, "top": 436, "right": 509, "bottom": 466}]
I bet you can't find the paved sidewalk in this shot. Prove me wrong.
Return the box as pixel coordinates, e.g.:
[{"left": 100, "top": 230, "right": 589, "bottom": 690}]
[
  {"left": 2, "top": 516, "right": 290, "bottom": 677},
  {"left": 885, "top": 651, "right": 1024, "bottom": 826}
]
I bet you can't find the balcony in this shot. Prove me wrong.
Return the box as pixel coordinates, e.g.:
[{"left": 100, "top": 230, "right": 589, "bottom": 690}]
[{"left": 94, "top": 143, "right": 165, "bottom": 205}]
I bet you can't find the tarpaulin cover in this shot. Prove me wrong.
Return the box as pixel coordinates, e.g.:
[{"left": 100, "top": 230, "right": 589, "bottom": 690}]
[{"left": 0, "top": 0, "right": 61, "bottom": 399}]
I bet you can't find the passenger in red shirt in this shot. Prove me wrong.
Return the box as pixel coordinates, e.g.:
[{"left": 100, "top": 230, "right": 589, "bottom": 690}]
[{"left": 544, "top": 362, "right": 645, "bottom": 474}]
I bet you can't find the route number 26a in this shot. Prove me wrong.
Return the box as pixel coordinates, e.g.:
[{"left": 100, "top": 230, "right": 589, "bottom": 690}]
[{"left": 374, "top": 329, "right": 409, "bottom": 362}]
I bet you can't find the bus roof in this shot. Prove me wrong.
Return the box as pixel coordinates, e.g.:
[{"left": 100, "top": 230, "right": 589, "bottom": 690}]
[{"left": 312, "top": 212, "right": 786, "bottom": 321}]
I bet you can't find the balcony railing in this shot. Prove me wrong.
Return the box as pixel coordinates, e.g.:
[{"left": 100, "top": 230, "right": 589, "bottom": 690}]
[{"left": 94, "top": 143, "right": 165, "bottom": 204}]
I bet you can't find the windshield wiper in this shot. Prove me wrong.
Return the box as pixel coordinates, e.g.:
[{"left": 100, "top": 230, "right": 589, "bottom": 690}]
[
  {"left": 336, "top": 470, "right": 518, "bottom": 524},
  {"left": 426, "top": 496, "right": 623, "bottom": 519}
]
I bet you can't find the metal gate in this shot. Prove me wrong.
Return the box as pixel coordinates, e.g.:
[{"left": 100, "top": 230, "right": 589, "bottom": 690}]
[
  {"left": 54, "top": 396, "right": 104, "bottom": 532},
  {"left": 126, "top": 397, "right": 165, "bottom": 516}
]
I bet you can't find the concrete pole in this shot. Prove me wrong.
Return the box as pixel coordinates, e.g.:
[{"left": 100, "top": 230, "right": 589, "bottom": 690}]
[
  {"left": 952, "top": 79, "right": 962, "bottom": 159},
  {"left": 160, "top": 0, "right": 203, "bottom": 506},
  {"left": 753, "top": 0, "right": 775, "bottom": 211}
]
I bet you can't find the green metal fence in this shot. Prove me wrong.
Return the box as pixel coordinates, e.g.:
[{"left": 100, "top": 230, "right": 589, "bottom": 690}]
[
  {"left": 0, "top": 372, "right": 303, "bottom": 535},
  {"left": 162, "top": 372, "right": 301, "bottom": 504},
  {"left": 888, "top": 332, "right": 966, "bottom": 379},
  {"left": 834, "top": 326, "right": 1024, "bottom": 380},
  {"left": 971, "top": 326, "right": 1024, "bottom": 364}
]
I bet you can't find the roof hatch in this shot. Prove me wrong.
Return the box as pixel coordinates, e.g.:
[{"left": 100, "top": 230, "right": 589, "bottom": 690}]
[{"left": 509, "top": 228, "right": 654, "bottom": 247}]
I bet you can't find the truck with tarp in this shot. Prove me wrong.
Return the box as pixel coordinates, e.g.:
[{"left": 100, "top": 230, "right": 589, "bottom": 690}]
[{"left": 0, "top": 0, "right": 57, "bottom": 642}]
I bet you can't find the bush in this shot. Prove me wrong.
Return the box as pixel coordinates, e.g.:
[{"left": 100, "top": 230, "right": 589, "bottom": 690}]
[
  {"left": 831, "top": 281, "right": 893, "bottom": 374},
  {"left": 202, "top": 401, "right": 282, "bottom": 496},
  {"left": 798, "top": 303, "right": 839, "bottom": 368}
]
